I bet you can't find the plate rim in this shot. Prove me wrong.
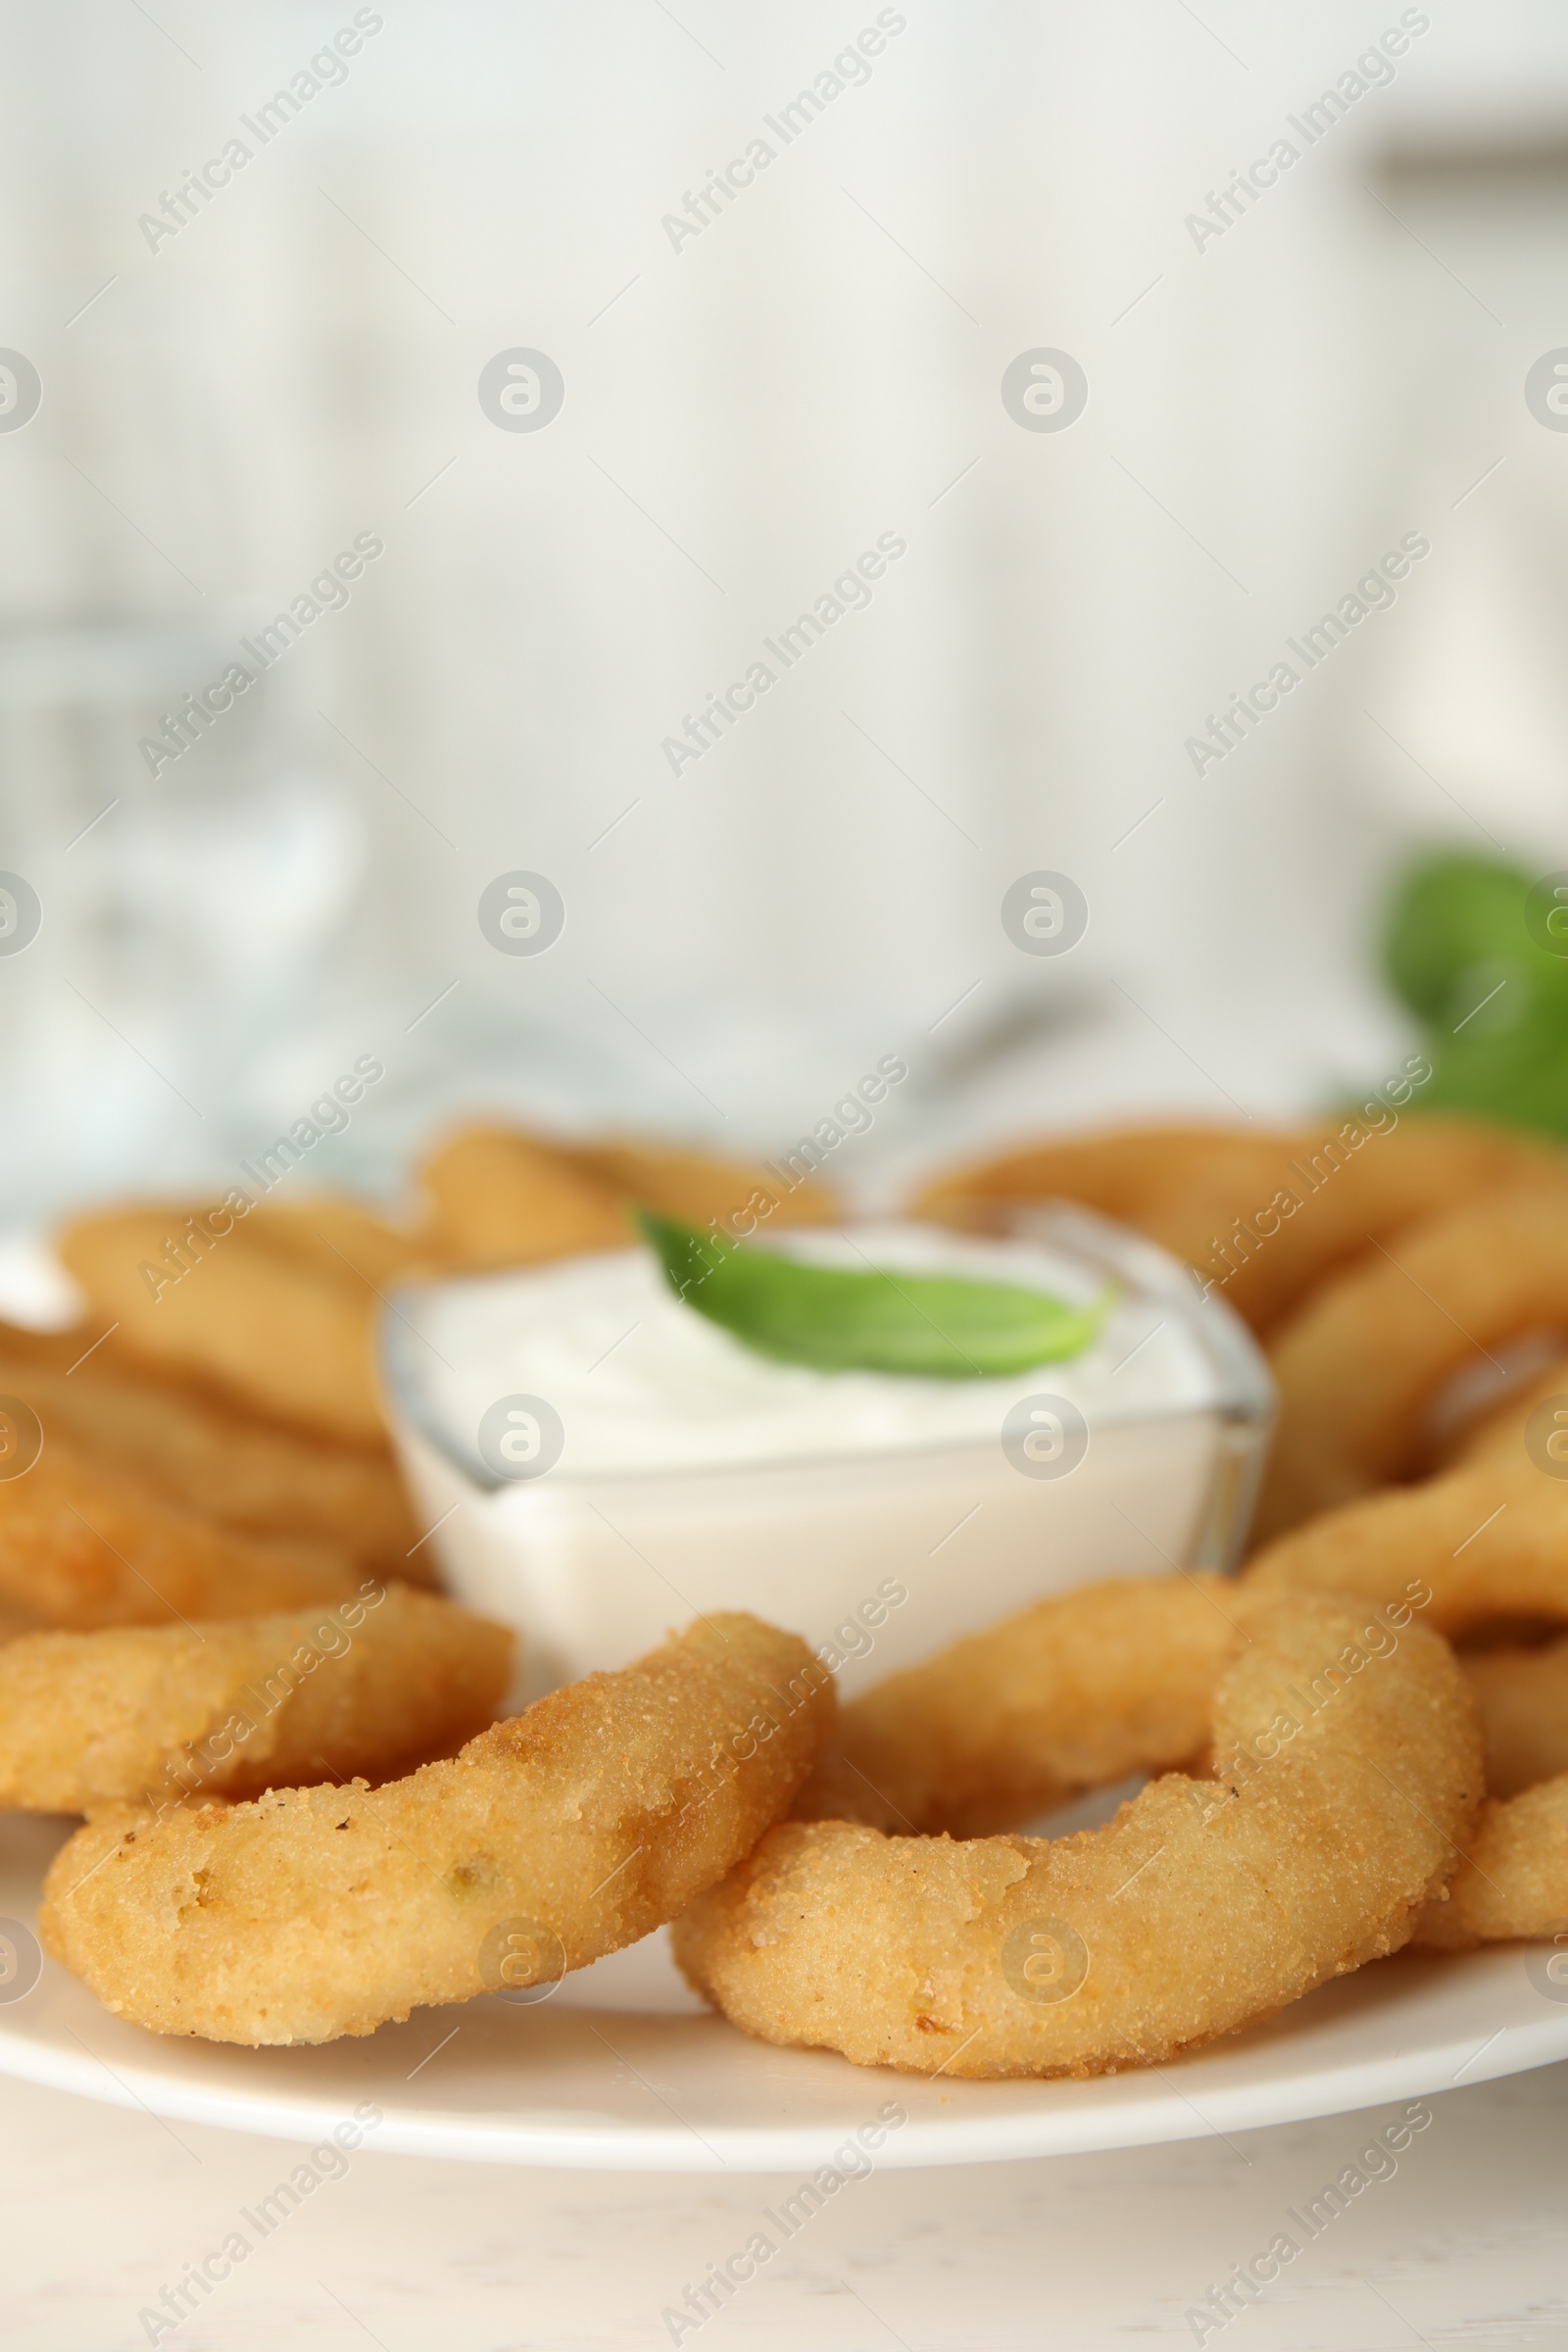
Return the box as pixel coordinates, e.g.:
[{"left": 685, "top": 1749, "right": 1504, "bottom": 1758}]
[{"left": 2, "top": 1948, "right": 1563, "bottom": 2172}]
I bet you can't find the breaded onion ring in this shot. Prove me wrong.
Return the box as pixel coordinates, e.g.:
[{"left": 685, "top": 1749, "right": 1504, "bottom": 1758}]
[
  {"left": 674, "top": 1595, "right": 1479, "bottom": 2078},
  {"left": 416, "top": 1124, "right": 840, "bottom": 1271},
  {"left": 40, "top": 1613, "right": 833, "bottom": 2045},
  {"left": 1255, "top": 1180, "right": 1568, "bottom": 1539},
  {"left": 0, "top": 1587, "right": 512, "bottom": 1814},
  {"left": 0, "top": 1327, "right": 422, "bottom": 1583},
  {"left": 416, "top": 1127, "right": 632, "bottom": 1269},
  {"left": 1411, "top": 1777, "right": 1568, "bottom": 1950},
  {"left": 1244, "top": 1459, "right": 1568, "bottom": 1638},
  {"left": 558, "top": 1137, "right": 839, "bottom": 1230},
  {"left": 911, "top": 1118, "right": 1543, "bottom": 1336},
  {"left": 55, "top": 1202, "right": 426, "bottom": 1445},
  {"left": 1461, "top": 1639, "right": 1568, "bottom": 1800},
  {"left": 914, "top": 1124, "right": 1291, "bottom": 1237},
  {"left": 800, "top": 1544, "right": 1550, "bottom": 1834},
  {"left": 794, "top": 1575, "right": 1242, "bottom": 1837},
  {"left": 0, "top": 1446, "right": 364, "bottom": 1630},
  {"left": 1446, "top": 1353, "right": 1568, "bottom": 1474}
]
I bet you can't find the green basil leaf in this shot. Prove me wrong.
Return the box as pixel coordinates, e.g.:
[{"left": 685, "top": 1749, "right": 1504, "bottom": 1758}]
[
  {"left": 637, "top": 1210, "right": 1113, "bottom": 1378},
  {"left": 1378, "top": 851, "right": 1568, "bottom": 1136}
]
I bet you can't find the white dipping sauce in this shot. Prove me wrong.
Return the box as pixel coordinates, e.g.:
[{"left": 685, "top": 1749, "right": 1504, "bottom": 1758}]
[
  {"left": 382, "top": 1213, "right": 1270, "bottom": 1703},
  {"left": 409, "top": 1223, "right": 1214, "bottom": 1478}
]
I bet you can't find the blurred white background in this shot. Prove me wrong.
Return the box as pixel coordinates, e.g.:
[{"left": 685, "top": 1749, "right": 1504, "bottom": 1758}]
[{"left": 1, "top": 0, "right": 1566, "bottom": 1218}]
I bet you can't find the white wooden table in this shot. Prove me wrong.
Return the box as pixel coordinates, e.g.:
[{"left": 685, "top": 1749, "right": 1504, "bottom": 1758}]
[{"left": 6, "top": 2059, "right": 1564, "bottom": 2349}]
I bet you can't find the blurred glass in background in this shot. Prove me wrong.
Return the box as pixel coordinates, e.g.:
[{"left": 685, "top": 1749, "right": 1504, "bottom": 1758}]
[{"left": 1, "top": 2, "right": 1565, "bottom": 1224}]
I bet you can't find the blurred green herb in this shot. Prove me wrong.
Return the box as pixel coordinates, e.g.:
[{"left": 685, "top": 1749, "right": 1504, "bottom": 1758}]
[
  {"left": 1381, "top": 851, "right": 1568, "bottom": 1134},
  {"left": 638, "top": 1209, "right": 1113, "bottom": 1378}
]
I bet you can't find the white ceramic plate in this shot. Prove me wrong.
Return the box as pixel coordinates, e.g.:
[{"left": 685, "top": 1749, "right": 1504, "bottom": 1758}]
[{"left": 4, "top": 1816, "right": 1565, "bottom": 2171}]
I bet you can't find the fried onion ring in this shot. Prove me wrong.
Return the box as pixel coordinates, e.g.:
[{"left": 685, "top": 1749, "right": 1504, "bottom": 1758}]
[
  {"left": 1248, "top": 1470, "right": 1568, "bottom": 1950},
  {"left": 40, "top": 1612, "right": 833, "bottom": 2044},
  {"left": 1254, "top": 1180, "right": 1568, "bottom": 1539},
  {"left": 559, "top": 1137, "right": 839, "bottom": 1230},
  {"left": 1461, "top": 1639, "right": 1568, "bottom": 1800},
  {"left": 0, "top": 1587, "right": 512, "bottom": 1814},
  {"left": 416, "top": 1126, "right": 633, "bottom": 1269},
  {"left": 911, "top": 1118, "right": 1543, "bottom": 1336},
  {"left": 1244, "top": 1459, "right": 1568, "bottom": 1638},
  {"left": 793, "top": 1575, "right": 1241, "bottom": 1837},
  {"left": 416, "top": 1124, "right": 841, "bottom": 1271},
  {"left": 55, "top": 1205, "right": 405, "bottom": 1444},
  {"left": 0, "top": 1444, "right": 364, "bottom": 1630},
  {"left": 1446, "top": 1353, "right": 1568, "bottom": 1475},
  {"left": 1411, "top": 1777, "right": 1568, "bottom": 1949},
  {"left": 0, "top": 1326, "right": 421, "bottom": 1582},
  {"left": 674, "top": 1594, "right": 1478, "bottom": 2078}
]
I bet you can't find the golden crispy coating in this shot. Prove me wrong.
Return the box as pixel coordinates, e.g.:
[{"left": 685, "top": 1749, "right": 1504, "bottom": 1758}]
[
  {"left": 416, "top": 1128, "right": 632, "bottom": 1269},
  {"left": 913, "top": 1125, "right": 1299, "bottom": 1258},
  {"left": 237, "top": 1199, "right": 427, "bottom": 1292},
  {"left": 912, "top": 1118, "right": 1544, "bottom": 1336},
  {"left": 0, "top": 1586, "right": 512, "bottom": 1813},
  {"left": 1446, "top": 1355, "right": 1568, "bottom": 1474},
  {"left": 54, "top": 1202, "right": 421, "bottom": 1444},
  {"left": 0, "top": 1445, "right": 364, "bottom": 1629},
  {"left": 417, "top": 1124, "right": 842, "bottom": 1273},
  {"left": 1244, "top": 1459, "right": 1568, "bottom": 1639},
  {"left": 1255, "top": 1179, "right": 1568, "bottom": 1539},
  {"left": 0, "top": 1328, "right": 421, "bottom": 1582},
  {"left": 0, "top": 1320, "right": 84, "bottom": 1376},
  {"left": 1411, "top": 1776, "right": 1568, "bottom": 1949},
  {"left": 41, "top": 1613, "right": 834, "bottom": 2045},
  {"left": 794, "top": 1576, "right": 1242, "bottom": 1837},
  {"left": 1461, "top": 1639, "right": 1568, "bottom": 1800},
  {"left": 675, "top": 1595, "right": 1480, "bottom": 2078},
  {"left": 560, "top": 1138, "right": 839, "bottom": 1231},
  {"left": 60, "top": 1127, "right": 846, "bottom": 1435}
]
